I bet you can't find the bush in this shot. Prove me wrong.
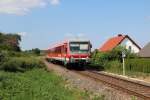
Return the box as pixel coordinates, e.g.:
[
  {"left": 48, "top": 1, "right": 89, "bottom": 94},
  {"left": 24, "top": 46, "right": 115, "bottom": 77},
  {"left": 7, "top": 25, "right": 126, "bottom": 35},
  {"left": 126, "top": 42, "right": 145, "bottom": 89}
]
[
  {"left": 104, "top": 60, "right": 122, "bottom": 74},
  {"left": 90, "top": 50, "right": 109, "bottom": 67},
  {"left": 90, "top": 46, "right": 138, "bottom": 71},
  {"left": 0, "top": 57, "right": 45, "bottom": 72},
  {"left": 126, "top": 58, "right": 150, "bottom": 73},
  {"left": 91, "top": 46, "right": 136, "bottom": 65},
  {"left": 0, "top": 59, "right": 23, "bottom": 72},
  {"left": 0, "top": 51, "right": 9, "bottom": 65},
  {"left": 32, "top": 48, "right": 41, "bottom": 55},
  {"left": 0, "top": 32, "right": 21, "bottom": 52},
  {"left": 0, "top": 51, "right": 5, "bottom": 63},
  {"left": 103, "top": 58, "right": 150, "bottom": 75},
  {"left": 108, "top": 46, "right": 137, "bottom": 60},
  {"left": 0, "top": 69, "right": 101, "bottom": 100},
  {"left": 0, "top": 50, "right": 28, "bottom": 59}
]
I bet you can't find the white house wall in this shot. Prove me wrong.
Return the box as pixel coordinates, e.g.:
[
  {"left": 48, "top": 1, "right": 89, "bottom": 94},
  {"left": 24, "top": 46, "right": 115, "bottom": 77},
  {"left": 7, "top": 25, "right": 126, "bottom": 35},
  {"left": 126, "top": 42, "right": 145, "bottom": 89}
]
[{"left": 120, "top": 38, "right": 140, "bottom": 53}]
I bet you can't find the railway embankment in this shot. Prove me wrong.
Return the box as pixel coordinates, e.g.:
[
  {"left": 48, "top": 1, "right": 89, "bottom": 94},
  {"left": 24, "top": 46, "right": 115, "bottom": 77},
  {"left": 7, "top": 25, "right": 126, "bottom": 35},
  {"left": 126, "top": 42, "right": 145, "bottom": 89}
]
[{"left": 44, "top": 60, "right": 142, "bottom": 100}]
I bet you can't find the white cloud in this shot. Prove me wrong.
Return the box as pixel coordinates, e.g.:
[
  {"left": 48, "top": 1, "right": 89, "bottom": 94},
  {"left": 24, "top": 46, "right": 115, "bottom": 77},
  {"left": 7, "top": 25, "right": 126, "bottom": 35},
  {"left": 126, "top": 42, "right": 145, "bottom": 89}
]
[
  {"left": 50, "top": 0, "right": 60, "bottom": 5},
  {"left": 0, "top": 0, "right": 60, "bottom": 15}
]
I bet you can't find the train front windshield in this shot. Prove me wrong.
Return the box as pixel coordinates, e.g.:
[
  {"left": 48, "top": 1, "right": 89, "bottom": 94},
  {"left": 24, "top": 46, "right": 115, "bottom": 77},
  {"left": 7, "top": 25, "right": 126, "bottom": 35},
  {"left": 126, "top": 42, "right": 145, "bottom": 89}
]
[{"left": 70, "top": 42, "right": 90, "bottom": 54}]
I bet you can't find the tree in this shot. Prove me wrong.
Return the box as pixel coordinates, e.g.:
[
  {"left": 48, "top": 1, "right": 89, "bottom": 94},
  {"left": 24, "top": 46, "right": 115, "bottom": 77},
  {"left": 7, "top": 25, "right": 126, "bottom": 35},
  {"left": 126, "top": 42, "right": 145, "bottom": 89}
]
[
  {"left": 90, "top": 46, "right": 138, "bottom": 67},
  {"left": 0, "top": 32, "right": 21, "bottom": 51},
  {"left": 32, "top": 48, "right": 41, "bottom": 55}
]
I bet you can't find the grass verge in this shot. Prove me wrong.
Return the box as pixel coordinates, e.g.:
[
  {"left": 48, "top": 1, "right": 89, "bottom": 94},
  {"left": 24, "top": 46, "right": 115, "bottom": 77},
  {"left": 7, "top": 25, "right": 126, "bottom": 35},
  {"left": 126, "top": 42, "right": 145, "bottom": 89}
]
[{"left": 0, "top": 68, "right": 104, "bottom": 100}]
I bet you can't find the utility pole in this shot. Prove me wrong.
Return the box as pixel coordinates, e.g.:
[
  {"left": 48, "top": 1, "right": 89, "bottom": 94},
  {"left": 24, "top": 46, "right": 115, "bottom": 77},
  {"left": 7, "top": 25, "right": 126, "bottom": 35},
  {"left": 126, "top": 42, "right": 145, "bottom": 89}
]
[{"left": 122, "top": 51, "right": 126, "bottom": 76}]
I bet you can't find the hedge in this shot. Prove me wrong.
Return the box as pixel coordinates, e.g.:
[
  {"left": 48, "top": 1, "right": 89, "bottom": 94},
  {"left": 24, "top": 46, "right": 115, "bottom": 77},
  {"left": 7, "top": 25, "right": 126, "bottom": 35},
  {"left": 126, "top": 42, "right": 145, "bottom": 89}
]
[
  {"left": 125, "top": 58, "right": 150, "bottom": 73},
  {"left": 0, "top": 57, "right": 45, "bottom": 72},
  {"left": 104, "top": 58, "right": 150, "bottom": 74},
  {"left": 104, "top": 60, "right": 123, "bottom": 74}
]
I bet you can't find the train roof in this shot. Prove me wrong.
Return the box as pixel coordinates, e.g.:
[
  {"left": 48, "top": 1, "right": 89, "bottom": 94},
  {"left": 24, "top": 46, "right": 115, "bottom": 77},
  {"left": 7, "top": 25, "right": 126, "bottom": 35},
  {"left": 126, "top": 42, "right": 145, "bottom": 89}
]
[
  {"left": 48, "top": 38, "right": 90, "bottom": 50},
  {"left": 68, "top": 38, "right": 90, "bottom": 42}
]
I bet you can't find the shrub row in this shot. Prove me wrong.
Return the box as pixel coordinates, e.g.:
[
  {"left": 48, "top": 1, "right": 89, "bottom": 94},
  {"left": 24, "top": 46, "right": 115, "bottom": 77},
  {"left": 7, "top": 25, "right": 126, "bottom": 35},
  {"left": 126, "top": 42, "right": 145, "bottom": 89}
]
[
  {"left": 125, "top": 58, "right": 150, "bottom": 73},
  {"left": 104, "top": 58, "right": 150, "bottom": 74},
  {"left": 90, "top": 47, "right": 149, "bottom": 75},
  {"left": 104, "top": 60, "right": 122, "bottom": 74},
  {"left": 0, "top": 57, "right": 45, "bottom": 72}
]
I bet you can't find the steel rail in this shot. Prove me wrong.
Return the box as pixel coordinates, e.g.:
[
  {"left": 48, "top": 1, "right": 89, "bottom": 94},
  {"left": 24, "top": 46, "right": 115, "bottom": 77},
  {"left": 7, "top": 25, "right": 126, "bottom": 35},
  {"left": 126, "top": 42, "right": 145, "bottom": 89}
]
[
  {"left": 44, "top": 60, "right": 150, "bottom": 100},
  {"left": 74, "top": 70, "right": 150, "bottom": 100}
]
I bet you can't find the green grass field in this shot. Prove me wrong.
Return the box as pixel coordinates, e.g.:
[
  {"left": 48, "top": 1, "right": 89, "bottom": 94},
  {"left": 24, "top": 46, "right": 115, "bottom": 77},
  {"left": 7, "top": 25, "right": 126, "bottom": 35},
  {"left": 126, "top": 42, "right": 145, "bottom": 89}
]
[{"left": 0, "top": 68, "right": 104, "bottom": 100}]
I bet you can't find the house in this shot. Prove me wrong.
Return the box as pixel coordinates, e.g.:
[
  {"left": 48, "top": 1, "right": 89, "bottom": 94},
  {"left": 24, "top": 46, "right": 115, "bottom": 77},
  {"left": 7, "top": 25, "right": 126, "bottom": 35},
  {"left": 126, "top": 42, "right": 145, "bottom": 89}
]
[
  {"left": 138, "top": 42, "right": 150, "bottom": 58},
  {"left": 99, "top": 34, "right": 141, "bottom": 53}
]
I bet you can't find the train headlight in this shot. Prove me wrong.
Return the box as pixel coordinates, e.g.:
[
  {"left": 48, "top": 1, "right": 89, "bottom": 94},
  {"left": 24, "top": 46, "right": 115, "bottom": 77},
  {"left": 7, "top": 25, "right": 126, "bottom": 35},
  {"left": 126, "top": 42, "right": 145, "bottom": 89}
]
[
  {"left": 70, "top": 56, "right": 74, "bottom": 62},
  {"left": 86, "top": 57, "right": 90, "bottom": 62},
  {"left": 70, "top": 56, "right": 74, "bottom": 59}
]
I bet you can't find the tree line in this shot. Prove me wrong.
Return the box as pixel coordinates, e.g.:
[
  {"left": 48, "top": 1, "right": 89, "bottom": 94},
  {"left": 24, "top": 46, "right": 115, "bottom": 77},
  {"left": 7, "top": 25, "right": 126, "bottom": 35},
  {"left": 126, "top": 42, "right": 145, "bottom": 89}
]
[{"left": 0, "top": 32, "right": 21, "bottom": 51}]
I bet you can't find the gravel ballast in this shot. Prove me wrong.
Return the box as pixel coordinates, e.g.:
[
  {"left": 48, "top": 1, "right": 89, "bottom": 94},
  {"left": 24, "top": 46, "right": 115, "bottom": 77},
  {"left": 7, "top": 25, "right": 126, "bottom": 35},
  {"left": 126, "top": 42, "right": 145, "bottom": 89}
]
[{"left": 44, "top": 61, "right": 142, "bottom": 100}]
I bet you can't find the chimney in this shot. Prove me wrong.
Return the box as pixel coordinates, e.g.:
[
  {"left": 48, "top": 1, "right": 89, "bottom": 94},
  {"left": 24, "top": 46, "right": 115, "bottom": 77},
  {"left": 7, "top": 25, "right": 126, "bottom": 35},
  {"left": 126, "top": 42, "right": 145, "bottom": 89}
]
[{"left": 118, "top": 34, "right": 123, "bottom": 37}]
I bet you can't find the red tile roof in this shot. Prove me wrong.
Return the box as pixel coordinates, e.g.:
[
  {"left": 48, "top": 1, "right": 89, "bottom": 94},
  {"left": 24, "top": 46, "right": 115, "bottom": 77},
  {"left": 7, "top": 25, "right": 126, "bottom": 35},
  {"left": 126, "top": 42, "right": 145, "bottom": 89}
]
[{"left": 99, "top": 35, "right": 126, "bottom": 52}]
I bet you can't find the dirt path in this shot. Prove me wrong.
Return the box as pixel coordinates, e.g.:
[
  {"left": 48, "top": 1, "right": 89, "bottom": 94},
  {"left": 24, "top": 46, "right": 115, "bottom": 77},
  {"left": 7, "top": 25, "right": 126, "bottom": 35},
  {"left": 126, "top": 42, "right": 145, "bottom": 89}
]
[{"left": 44, "top": 61, "right": 140, "bottom": 100}]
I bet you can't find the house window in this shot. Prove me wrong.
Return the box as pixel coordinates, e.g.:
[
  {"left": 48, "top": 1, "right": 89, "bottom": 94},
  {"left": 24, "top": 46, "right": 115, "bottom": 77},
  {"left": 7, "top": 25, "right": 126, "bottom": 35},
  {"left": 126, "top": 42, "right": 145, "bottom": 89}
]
[{"left": 129, "top": 46, "right": 132, "bottom": 52}]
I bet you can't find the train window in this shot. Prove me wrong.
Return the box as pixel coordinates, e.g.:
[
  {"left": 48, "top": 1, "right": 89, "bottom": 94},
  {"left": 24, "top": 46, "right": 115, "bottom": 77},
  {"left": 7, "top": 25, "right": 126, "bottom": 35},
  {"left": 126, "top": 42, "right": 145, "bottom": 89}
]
[
  {"left": 70, "top": 44, "right": 80, "bottom": 47},
  {"left": 70, "top": 42, "right": 89, "bottom": 54},
  {"left": 65, "top": 48, "right": 67, "bottom": 53},
  {"left": 80, "top": 44, "right": 88, "bottom": 50},
  {"left": 61, "top": 46, "right": 66, "bottom": 53},
  {"left": 129, "top": 46, "right": 132, "bottom": 52}
]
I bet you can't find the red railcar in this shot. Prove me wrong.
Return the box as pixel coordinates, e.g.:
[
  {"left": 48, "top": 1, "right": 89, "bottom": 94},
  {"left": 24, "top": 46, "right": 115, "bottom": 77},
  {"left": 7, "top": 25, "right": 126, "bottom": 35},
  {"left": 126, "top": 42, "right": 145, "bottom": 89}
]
[{"left": 46, "top": 39, "right": 92, "bottom": 67}]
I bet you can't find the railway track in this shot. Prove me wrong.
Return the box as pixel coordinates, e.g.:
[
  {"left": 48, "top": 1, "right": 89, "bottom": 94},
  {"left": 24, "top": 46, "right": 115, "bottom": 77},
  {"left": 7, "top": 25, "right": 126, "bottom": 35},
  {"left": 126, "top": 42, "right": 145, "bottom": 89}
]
[
  {"left": 74, "top": 70, "right": 150, "bottom": 100},
  {"left": 44, "top": 60, "right": 150, "bottom": 100}
]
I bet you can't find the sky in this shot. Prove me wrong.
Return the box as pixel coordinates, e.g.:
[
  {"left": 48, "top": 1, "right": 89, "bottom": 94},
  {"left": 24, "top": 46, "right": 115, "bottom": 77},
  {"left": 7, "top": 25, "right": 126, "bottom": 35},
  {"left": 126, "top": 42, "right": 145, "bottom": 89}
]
[{"left": 0, "top": 0, "right": 149, "bottom": 50}]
